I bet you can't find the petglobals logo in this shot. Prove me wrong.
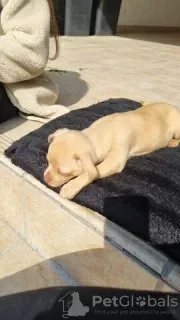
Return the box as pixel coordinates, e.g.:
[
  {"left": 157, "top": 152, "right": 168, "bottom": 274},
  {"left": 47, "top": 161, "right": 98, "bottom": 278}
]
[
  {"left": 92, "top": 294, "right": 178, "bottom": 309},
  {"left": 58, "top": 291, "right": 90, "bottom": 318}
]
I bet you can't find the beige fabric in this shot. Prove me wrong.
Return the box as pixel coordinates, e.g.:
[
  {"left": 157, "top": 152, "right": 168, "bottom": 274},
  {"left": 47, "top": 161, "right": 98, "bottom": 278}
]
[{"left": 0, "top": 0, "right": 69, "bottom": 122}]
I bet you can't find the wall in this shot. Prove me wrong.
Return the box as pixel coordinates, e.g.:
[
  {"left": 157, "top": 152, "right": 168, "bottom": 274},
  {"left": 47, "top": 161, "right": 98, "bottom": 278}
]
[{"left": 118, "top": 0, "right": 180, "bottom": 27}]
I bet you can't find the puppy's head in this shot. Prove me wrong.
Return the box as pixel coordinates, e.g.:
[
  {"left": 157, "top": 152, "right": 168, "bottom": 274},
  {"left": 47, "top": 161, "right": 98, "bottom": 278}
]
[{"left": 44, "top": 128, "right": 94, "bottom": 188}]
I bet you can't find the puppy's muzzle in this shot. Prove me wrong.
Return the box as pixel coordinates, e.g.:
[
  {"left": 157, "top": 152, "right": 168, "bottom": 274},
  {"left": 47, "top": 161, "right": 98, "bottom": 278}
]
[{"left": 44, "top": 170, "right": 52, "bottom": 185}]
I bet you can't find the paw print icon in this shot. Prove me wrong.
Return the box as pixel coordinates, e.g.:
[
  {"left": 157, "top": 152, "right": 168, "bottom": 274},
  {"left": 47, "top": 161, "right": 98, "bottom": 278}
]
[{"left": 136, "top": 296, "right": 146, "bottom": 307}]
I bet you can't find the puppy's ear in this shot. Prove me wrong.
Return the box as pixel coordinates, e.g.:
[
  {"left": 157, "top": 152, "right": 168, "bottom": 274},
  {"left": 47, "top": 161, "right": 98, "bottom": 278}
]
[
  {"left": 48, "top": 133, "right": 55, "bottom": 144},
  {"left": 75, "top": 152, "right": 98, "bottom": 181},
  {"left": 48, "top": 128, "right": 69, "bottom": 144}
]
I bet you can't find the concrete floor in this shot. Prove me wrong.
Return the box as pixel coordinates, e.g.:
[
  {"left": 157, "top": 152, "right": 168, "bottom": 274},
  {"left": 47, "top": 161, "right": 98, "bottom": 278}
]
[
  {"left": 49, "top": 33, "right": 180, "bottom": 111},
  {"left": 0, "top": 34, "right": 179, "bottom": 319}
]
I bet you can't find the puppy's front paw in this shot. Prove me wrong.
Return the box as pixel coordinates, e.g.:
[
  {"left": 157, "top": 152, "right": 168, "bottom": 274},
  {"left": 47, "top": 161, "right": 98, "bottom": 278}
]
[{"left": 60, "top": 184, "right": 77, "bottom": 200}]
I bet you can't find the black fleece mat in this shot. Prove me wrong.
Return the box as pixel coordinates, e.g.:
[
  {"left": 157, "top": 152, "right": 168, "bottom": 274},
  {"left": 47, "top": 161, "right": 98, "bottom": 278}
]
[{"left": 5, "top": 99, "right": 180, "bottom": 264}]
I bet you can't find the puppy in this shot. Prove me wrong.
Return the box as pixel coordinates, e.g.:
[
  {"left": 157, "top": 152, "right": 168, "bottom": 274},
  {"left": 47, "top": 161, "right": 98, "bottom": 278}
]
[{"left": 44, "top": 102, "right": 180, "bottom": 200}]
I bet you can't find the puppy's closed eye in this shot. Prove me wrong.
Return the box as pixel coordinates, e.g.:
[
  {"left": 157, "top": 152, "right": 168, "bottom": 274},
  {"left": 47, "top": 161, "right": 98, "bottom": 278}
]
[
  {"left": 58, "top": 158, "right": 83, "bottom": 177},
  {"left": 58, "top": 166, "right": 73, "bottom": 176}
]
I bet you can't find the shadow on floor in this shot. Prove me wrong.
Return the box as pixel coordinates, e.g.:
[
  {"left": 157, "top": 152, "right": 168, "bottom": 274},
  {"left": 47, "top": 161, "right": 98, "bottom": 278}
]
[
  {"left": 118, "top": 33, "right": 180, "bottom": 46},
  {"left": 0, "top": 250, "right": 178, "bottom": 320},
  {"left": 48, "top": 70, "right": 89, "bottom": 107}
]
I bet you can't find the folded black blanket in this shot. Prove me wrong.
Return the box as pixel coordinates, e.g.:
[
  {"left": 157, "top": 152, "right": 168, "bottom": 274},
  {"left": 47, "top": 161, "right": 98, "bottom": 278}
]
[{"left": 5, "top": 99, "right": 180, "bottom": 264}]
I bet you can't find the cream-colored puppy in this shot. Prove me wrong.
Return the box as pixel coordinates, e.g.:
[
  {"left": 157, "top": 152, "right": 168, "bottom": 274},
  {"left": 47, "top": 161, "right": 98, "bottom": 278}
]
[{"left": 44, "top": 102, "right": 180, "bottom": 199}]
